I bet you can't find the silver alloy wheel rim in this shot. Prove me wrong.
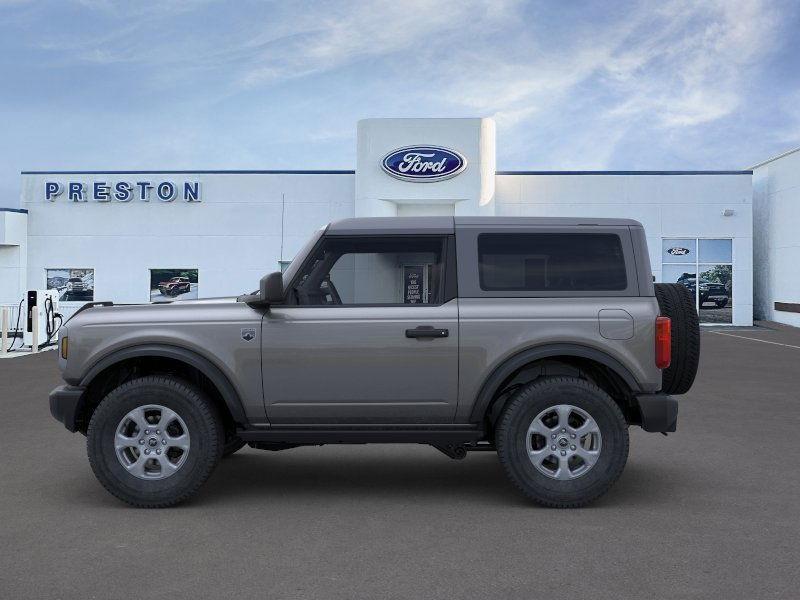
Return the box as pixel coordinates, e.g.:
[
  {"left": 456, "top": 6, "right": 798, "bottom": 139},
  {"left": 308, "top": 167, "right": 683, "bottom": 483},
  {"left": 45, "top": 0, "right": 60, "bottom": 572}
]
[
  {"left": 526, "top": 404, "right": 602, "bottom": 480},
  {"left": 114, "top": 404, "right": 191, "bottom": 480}
]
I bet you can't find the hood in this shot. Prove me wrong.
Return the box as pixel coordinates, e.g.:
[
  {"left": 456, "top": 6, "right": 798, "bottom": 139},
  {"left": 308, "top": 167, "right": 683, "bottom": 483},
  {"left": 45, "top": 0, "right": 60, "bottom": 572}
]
[
  {"left": 66, "top": 296, "right": 240, "bottom": 326},
  {"left": 150, "top": 296, "right": 237, "bottom": 305}
]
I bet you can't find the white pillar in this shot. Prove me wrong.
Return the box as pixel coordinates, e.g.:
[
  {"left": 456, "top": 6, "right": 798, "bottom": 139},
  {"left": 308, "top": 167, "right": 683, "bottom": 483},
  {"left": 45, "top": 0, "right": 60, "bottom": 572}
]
[
  {"left": 31, "top": 308, "right": 38, "bottom": 353},
  {"left": 1, "top": 307, "right": 8, "bottom": 353}
]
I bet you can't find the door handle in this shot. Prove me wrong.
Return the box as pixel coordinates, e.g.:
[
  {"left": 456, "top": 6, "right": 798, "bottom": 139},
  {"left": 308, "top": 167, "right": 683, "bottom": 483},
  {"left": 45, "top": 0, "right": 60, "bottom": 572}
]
[{"left": 405, "top": 326, "right": 449, "bottom": 339}]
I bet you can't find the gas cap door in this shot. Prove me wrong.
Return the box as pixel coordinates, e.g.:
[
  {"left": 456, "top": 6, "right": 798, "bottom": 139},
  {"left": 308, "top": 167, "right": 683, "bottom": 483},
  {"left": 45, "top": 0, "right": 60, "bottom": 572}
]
[{"left": 598, "top": 309, "right": 634, "bottom": 340}]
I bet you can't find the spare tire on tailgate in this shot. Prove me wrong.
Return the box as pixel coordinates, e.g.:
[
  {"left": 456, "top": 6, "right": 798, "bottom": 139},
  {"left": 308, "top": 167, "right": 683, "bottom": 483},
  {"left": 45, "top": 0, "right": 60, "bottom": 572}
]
[{"left": 654, "top": 283, "right": 700, "bottom": 395}]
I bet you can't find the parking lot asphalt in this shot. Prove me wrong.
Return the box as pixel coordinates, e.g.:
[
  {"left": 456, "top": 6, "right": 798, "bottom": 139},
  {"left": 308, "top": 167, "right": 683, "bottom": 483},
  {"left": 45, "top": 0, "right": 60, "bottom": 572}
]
[{"left": 1, "top": 325, "right": 799, "bottom": 600}]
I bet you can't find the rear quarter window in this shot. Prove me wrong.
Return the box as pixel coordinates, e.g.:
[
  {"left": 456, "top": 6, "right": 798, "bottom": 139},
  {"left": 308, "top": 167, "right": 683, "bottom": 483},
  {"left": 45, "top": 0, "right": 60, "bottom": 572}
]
[{"left": 477, "top": 233, "right": 627, "bottom": 292}]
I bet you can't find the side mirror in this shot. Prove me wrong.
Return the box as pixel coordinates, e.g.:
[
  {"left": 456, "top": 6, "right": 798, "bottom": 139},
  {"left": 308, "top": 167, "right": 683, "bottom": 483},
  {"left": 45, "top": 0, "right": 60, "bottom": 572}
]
[{"left": 260, "top": 271, "right": 284, "bottom": 305}]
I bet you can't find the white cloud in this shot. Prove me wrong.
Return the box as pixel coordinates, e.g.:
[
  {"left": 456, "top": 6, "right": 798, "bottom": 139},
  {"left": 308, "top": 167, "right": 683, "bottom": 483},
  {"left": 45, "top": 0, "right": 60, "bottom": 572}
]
[
  {"left": 238, "top": 0, "right": 520, "bottom": 88},
  {"left": 2, "top": 0, "right": 796, "bottom": 182},
  {"left": 423, "top": 0, "right": 789, "bottom": 168},
  {"left": 605, "top": 0, "right": 781, "bottom": 128},
  {"left": 447, "top": 0, "right": 781, "bottom": 124}
]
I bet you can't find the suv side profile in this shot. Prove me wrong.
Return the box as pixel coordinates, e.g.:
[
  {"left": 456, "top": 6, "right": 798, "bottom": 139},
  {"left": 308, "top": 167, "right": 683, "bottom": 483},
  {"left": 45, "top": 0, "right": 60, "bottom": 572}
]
[
  {"left": 49, "top": 217, "right": 700, "bottom": 508},
  {"left": 158, "top": 276, "right": 191, "bottom": 297}
]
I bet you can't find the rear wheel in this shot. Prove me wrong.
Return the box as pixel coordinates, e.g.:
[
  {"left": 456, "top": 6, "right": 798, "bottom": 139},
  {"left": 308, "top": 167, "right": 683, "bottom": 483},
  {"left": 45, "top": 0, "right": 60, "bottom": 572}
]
[
  {"left": 87, "top": 375, "right": 223, "bottom": 508},
  {"left": 496, "top": 377, "right": 629, "bottom": 508}
]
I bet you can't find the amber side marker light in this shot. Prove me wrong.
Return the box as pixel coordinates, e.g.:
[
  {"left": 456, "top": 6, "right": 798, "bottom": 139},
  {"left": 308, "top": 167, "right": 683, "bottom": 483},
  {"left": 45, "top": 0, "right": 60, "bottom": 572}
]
[
  {"left": 655, "top": 317, "right": 671, "bottom": 369},
  {"left": 60, "top": 336, "right": 68, "bottom": 360}
]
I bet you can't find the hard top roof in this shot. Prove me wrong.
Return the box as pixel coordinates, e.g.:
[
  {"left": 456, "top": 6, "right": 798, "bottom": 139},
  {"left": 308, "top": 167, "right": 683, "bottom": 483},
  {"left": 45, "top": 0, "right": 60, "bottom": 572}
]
[{"left": 326, "top": 216, "right": 642, "bottom": 235}]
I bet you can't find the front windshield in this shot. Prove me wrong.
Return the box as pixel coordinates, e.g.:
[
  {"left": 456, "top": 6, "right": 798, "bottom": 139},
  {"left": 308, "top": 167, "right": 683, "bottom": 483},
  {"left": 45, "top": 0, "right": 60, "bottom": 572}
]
[
  {"left": 240, "top": 227, "right": 326, "bottom": 298},
  {"left": 279, "top": 227, "right": 325, "bottom": 292}
]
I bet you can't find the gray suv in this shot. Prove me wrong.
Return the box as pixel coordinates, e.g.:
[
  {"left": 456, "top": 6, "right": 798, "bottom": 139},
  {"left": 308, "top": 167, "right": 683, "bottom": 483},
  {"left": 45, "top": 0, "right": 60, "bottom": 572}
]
[{"left": 49, "top": 217, "right": 700, "bottom": 508}]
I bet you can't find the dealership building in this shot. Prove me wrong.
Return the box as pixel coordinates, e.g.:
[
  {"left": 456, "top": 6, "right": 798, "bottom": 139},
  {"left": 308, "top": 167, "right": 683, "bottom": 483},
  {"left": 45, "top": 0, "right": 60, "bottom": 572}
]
[{"left": 3, "top": 117, "right": 797, "bottom": 329}]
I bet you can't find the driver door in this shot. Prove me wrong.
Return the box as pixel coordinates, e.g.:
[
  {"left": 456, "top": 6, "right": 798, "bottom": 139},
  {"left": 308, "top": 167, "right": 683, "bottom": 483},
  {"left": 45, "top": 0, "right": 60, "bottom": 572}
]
[{"left": 261, "top": 234, "right": 459, "bottom": 424}]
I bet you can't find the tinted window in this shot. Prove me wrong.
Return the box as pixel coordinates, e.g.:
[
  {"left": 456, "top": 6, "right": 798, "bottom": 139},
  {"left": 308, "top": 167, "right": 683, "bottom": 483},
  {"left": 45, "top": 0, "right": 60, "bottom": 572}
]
[
  {"left": 292, "top": 237, "right": 445, "bottom": 305},
  {"left": 478, "top": 233, "right": 627, "bottom": 291}
]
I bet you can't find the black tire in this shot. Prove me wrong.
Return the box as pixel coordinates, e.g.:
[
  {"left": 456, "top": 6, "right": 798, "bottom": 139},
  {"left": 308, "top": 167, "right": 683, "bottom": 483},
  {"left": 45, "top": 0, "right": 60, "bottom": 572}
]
[
  {"left": 654, "top": 283, "right": 700, "bottom": 395},
  {"left": 496, "top": 377, "right": 629, "bottom": 508},
  {"left": 87, "top": 375, "right": 223, "bottom": 508},
  {"left": 715, "top": 299, "right": 728, "bottom": 308},
  {"left": 222, "top": 436, "right": 246, "bottom": 457}
]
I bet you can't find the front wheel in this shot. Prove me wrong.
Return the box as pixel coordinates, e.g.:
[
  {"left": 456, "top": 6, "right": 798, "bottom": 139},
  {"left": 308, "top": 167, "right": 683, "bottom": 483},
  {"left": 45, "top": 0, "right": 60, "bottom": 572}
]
[
  {"left": 87, "top": 375, "right": 224, "bottom": 508},
  {"left": 496, "top": 377, "right": 629, "bottom": 508}
]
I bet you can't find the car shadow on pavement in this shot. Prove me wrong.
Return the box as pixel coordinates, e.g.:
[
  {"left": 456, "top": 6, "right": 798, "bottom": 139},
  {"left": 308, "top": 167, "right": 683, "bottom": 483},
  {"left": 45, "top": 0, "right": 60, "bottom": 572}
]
[
  {"left": 189, "top": 448, "right": 683, "bottom": 509},
  {"left": 58, "top": 447, "right": 683, "bottom": 510}
]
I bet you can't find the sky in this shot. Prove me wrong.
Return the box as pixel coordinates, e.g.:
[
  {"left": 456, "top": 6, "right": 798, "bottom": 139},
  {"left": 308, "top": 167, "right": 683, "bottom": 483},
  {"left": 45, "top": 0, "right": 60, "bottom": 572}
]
[{"left": 1, "top": 0, "right": 799, "bottom": 208}]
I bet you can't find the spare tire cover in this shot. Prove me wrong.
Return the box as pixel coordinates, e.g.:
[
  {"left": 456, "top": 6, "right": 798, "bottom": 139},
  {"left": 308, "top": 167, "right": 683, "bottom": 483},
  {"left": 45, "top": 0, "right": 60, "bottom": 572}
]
[{"left": 654, "top": 283, "right": 700, "bottom": 395}]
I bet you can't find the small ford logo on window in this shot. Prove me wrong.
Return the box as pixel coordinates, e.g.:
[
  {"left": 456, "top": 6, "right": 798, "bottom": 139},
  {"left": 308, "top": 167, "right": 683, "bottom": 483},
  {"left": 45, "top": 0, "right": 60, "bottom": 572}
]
[
  {"left": 667, "top": 247, "right": 691, "bottom": 256},
  {"left": 381, "top": 146, "right": 467, "bottom": 182}
]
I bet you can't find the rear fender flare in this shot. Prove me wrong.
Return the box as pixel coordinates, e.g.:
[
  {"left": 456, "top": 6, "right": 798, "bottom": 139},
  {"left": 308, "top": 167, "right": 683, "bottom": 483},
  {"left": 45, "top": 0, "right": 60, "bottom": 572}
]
[{"left": 468, "top": 343, "right": 642, "bottom": 423}]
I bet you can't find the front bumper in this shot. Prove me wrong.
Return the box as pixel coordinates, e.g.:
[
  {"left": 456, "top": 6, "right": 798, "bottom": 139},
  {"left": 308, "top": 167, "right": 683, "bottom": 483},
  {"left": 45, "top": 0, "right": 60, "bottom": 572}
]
[
  {"left": 49, "top": 385, "right": 86, "bottom": 432},
  {"left": 634, "top": 393, "right": 678, "bottom": 433}
]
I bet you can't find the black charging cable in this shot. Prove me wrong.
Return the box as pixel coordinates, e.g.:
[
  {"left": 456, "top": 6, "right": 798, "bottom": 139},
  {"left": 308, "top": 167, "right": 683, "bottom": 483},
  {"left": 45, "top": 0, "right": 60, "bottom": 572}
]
[{"left": 43, "top": 295, "right": 63, "bottom": 347}]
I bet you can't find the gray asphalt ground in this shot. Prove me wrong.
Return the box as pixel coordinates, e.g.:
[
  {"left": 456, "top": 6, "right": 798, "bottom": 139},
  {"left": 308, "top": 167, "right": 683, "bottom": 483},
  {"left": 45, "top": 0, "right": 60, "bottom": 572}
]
[{"left": 1, "top": 324, "right": 799, "bottom": 599}]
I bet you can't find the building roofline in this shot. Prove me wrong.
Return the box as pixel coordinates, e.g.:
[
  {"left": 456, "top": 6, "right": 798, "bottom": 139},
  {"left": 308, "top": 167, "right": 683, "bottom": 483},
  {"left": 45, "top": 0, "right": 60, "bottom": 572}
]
[
  {"left": 21, "top": 169, "right": 753, "bottom": 176},
  {"left": 496, "top": 170, "right": 752, "bottom": 176},
  {"left": 748, "top": 146, "right": 800, "bottom": 170},
  {"left": 20, "top": 169, "right": 356, "bottom": 175}
]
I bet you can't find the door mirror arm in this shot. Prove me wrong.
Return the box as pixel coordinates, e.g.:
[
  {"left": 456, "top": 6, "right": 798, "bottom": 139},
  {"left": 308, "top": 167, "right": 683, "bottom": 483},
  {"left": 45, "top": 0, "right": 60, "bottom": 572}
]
[{"left": 239, "top": 271, "right": 285, "bottom": 308}]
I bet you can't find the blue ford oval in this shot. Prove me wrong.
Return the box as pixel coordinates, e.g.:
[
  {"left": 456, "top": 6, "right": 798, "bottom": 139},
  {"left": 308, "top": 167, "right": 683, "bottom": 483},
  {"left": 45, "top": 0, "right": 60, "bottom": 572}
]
[{"left": 382, "top": 145, "right": 467, "bottom": 182}]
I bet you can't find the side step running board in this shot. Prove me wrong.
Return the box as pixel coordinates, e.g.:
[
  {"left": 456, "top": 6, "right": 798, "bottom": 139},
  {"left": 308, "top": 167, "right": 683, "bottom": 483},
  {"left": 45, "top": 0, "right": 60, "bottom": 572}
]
[{"left": 237, "top": 425, "right": 485, "bottom": 445}]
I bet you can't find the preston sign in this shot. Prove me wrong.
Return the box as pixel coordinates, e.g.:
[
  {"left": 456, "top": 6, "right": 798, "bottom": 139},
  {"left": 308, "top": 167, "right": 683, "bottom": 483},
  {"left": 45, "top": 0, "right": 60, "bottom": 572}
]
[
  {"left": 44, "top": 181, "right": 201, "bottom": 203},
  {"left": 381, "top": 145, "right": 467, "bottom": 182}
]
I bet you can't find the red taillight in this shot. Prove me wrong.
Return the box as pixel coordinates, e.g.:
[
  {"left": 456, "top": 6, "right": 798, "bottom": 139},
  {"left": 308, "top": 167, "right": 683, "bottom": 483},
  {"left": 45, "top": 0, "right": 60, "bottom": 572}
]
[{"left": 655, "top": 316, "right": 671, "bottom": 369}]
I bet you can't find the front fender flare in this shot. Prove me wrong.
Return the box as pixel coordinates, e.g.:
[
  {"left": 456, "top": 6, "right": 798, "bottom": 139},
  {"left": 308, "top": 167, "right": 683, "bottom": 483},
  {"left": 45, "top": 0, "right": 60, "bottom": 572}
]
[
  {"left": 468, "top": 343, "right": 642, "bottom": 423},
  {"left": 79, "top": 343, "right": 247, "bottom": 424}
]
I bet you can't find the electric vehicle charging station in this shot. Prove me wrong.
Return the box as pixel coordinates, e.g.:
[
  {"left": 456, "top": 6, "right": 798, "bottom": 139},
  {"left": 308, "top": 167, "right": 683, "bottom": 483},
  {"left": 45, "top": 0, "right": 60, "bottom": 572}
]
[{"left": 22, "top": 289, "right": 61, "bottom": 350}]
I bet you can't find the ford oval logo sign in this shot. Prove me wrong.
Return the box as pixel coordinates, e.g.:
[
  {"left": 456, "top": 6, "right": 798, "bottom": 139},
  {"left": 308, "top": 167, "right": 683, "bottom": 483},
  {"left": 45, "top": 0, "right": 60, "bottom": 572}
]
[
  {"left": 381, "top": 145, "right": 467, "bottom": 182},
  {"left": 667, "top": 247, "right": 691, "bottom": 256}
]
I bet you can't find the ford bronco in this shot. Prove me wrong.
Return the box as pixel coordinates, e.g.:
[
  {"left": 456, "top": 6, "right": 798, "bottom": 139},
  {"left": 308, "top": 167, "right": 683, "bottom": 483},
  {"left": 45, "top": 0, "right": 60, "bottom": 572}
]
[
  {"left": 49, "top": 217, "right": 700, "bottom": 508},
  {"left": 158, "top": 276, "right": 192, "bottom": 297}
]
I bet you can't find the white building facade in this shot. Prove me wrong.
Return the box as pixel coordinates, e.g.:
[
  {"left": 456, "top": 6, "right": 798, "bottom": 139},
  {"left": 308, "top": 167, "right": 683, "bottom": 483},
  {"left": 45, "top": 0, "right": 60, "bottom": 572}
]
[
  {"left": 753, "top": 147, "right": 800, "bottom": 328},
  {"left": 3, "top": 118, "right": 754, "bottom": 325}
]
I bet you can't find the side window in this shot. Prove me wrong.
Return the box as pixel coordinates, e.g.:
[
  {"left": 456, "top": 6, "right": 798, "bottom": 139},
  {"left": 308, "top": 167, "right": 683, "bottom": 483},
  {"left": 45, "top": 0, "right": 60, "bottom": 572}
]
[
  {"left": 291, "top": 237, "right": 446, "bottom": 306},
  {"left": 478, "top": 233, "right": 627, "bottom": 292}
]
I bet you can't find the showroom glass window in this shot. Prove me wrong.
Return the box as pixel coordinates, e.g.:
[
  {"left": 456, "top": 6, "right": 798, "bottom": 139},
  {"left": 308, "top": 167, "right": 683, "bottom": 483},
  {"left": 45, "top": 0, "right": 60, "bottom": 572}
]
[
  {"left": 477, "top": 233, "right": 627, "bottom": 292},
  {"left": 291, "top": 237, "right": 445, "bottom": 305},
  {"left": 662, "top": 239, "right": 733, "bottom": 324}
]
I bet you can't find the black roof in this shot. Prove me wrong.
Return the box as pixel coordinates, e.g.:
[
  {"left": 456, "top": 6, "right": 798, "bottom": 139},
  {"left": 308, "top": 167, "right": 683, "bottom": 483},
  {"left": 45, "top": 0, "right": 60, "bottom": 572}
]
[{"left": 326, "top": 216, "right": 643, "bottom": 235}]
